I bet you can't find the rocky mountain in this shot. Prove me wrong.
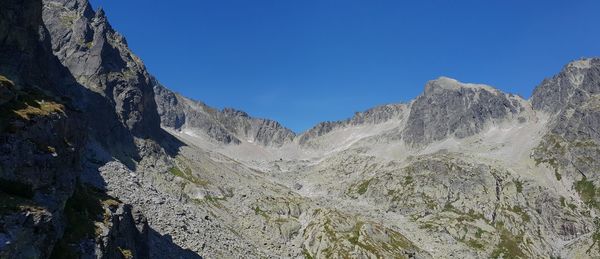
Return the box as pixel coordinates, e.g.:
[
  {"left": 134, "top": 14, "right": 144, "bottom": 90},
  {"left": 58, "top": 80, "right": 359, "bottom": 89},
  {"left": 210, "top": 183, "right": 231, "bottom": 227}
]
[
  {"left": 154, "top": 84, "right": 295, "bottom": 146},
  {"left": 2, "top": 0, "right": 600, "bottom": 258},
  {"left": 401, "top": 77, "right": 526, "bottom": 146}
]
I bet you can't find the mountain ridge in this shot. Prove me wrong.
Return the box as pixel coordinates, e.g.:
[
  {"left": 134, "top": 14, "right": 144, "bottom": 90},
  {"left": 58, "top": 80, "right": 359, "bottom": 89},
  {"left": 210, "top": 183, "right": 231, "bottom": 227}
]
[{"left": 2, "top": 0, "right": 600, "bottom": 258}]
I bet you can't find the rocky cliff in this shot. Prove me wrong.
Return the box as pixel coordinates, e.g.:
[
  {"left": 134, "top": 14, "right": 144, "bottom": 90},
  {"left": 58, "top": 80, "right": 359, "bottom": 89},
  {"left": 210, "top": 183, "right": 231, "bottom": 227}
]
[
  {"left": 0, "top": 0, "right": 190, "bottom": 258},
  {"left": 154, "top": 84, "right": 295, "bottom": 146}
]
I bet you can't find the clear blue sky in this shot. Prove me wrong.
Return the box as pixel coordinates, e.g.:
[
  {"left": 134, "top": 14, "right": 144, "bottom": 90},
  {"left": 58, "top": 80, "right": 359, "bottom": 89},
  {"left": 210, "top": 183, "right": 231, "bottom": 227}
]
[{"left": 90, "top": 0, "right": 600, "bottom": 132}]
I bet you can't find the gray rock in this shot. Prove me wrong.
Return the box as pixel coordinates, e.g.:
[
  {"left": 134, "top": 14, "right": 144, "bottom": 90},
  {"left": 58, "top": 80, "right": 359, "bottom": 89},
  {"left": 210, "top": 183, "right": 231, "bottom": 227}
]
[
  {"left": 402, "top": 77, "right": 523, "bottom": 146},
  {"left": 43, "top": 0, "right": 162, "bottom": 140},
  {"left": 531, "top": 58, "right": 600, "bottom": 114},
  {"left": 297, "top": 103, "right": 406, "bottom": 144},
  {"left": 154, "top": 84, "right": 295, "bottom": 146}
]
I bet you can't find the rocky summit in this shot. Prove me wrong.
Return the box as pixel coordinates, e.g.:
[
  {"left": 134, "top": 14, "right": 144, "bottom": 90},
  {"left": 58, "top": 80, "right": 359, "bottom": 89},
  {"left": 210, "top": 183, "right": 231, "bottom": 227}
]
[{"left": 1, "top": 0, "right": 600, "bottom": 258}]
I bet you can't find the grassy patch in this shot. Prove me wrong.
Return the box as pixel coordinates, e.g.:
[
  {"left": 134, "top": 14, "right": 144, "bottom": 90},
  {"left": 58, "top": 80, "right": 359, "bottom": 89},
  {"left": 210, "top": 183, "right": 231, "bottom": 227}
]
[
  {"left": 0, "top": 86, "right": 65, "bottom": 133},
  {"left": 302, "top": 248, "right": 314, "bottom": 259},
  {"left": 118, "top": 247, "right": 133, "bottom": 259},
  {"left": 466, "top": 239, "right": 485, "bottom": 250},
  {"left": 347, "top": 221, "right": 364, "bottom": 245},
  {"left": 0, "top": 190, "right": 41, "bottom": 214},
  {"left": 168, "top": 166, "right": 208, "bottom": 186},
  {"left": 491, "top": 228, "right": 526, "bottom": 259},
  {"left": 575, "top": 177, "right": 597, "bottom": 209},
  {"left": 508, "top": 206, "right": 530, "bottom": 222},
  {"left": 254, "top": 206, "right": 270, "bottom": 220},
  {"left": 404, "top": 175, "right": 413, "bottom": 185},
  {"left": 514, "top": 180, "right": 523, "bottom": 193},
  {"left": 475, "top": 228, "right": 484, "bottom": 238},
  {"left": 356, "top": 179, "right": 372, "bottom": 195}
]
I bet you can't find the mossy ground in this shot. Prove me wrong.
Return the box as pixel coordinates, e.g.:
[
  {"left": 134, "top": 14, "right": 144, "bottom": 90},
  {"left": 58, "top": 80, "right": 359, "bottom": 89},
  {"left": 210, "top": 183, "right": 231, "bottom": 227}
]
[
  {"left": 575, "top": 177, "right": 598, "bottom": 209},
  {"left": 168, "top": 158, "right": 209, "bottom": 186},
  {"left": 490, "top": 227, "right": 526, "bottom": 259},
  {"left": 0, "top": 84, "right": 65, "bottom": 133}
]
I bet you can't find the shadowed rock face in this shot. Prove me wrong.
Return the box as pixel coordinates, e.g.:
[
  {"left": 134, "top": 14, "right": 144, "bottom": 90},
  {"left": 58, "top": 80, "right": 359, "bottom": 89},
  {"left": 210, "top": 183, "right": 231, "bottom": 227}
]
[
  {"left": 402, "top": 77, "right": 524, "bottom": 146},
  {"left": 532, "top": 58, "right": 600, "bottom": 114},
  {"left": 43, "top": 0, "right": 162, "bottom": 139},
  {"left": 0, "top": 0, "right": 85, "bottom": 257}
]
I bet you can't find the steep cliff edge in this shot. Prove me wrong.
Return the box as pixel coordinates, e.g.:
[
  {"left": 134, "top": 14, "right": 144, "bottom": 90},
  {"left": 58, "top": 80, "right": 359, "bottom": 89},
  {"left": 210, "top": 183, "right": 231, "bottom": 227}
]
[{"left": 0, "top": 0, "right": 183, "bottom": 258}]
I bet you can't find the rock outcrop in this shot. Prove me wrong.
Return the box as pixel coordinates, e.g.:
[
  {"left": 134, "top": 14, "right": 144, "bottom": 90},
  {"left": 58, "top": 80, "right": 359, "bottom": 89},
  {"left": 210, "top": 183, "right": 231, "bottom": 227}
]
[
  {"left": 297, "top": 103, "right": 406, "bottom": 145},
  {"left": 43, "top": 0, "right": 162, "bottom": 146},
  {"left": 154, "top": 84, "right": 295, "bottom": 146},
  {"left": 402, "top": 77, "right": 525, "bottom": 146},
  {"left": 531, "top": 58, "right": 600, "bottom": 114},
  {"left": 0, "top": 0, "right": 186, "bottom": 258}
]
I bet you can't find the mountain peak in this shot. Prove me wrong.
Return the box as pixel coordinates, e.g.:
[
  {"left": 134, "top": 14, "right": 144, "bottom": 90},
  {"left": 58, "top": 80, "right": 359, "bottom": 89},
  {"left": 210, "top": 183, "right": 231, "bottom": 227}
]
[
  {"left": 531, "top": 57, "right": 600, "bottom": 114},
  {"left": 424, "top": 76, "right": 498, "bottom": 95},
  {"left": 565, "top": 57, "right": 597, "bottom": 70}
]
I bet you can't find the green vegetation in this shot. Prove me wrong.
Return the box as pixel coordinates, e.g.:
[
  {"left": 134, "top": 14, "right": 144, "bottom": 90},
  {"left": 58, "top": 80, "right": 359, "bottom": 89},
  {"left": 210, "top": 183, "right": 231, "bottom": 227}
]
[
  {"left": 118, "top": 247, "right": 134, "bottom": 259},
  {"left": 0, "top": 85, "right": 65, "bottom": 133},
  {"left": 514, "top": 180, "right": 523, "bottom": 193},
  {"left": 586, "top": 217, "right": 600, "bottom": 254},
  {"left": 169, "top": 165, "right": 208, "bottom": 186},
  {"left": 475, "top": 228, "right": 484, "bottom": 238},
  {"left": 575, "top": 177, "right": 598, "bottom": 209},
  {"left": 253, "top": 206, "right": 269, "bottom": 219},
  {"left": 0, "top": 190, "right": 40, "bottom": 214},
  {"left": 466, "top": 239, "right": 485, "bottom": 250},
  {"left": 441, "top": 205, "right": 485, "bottom": 223},
  {"left": 356, "top": 179, "right": 372, "bottom": 195},
  {"left": 347, "top": 221, "right": 364, "bottom": 245},
  {"left": 302, "top": 248, "right": 314, "bottom": 259},
  {"left": 12, "top": 98, "right": 64, "bottom": 121},
  {"left": 532, "top": 134, "right": 566, "bottom": 180},
  {"left": 204, "top": 195, "right": 226, "bottom": 208},
  {"left": 568, "top": 203, "right": 578, "bottom": 210},
  {"left": 508, "top": 206, "right": 530, "bottom": 222},
  {"left": 491, "top": 228, "right": 526, "bottom": 259},
  {"left": 404, "top": 175, "right": 414, "bottom": 185},
  {"left": 312, "top": 211, "right": 417, "bottom": 258}
]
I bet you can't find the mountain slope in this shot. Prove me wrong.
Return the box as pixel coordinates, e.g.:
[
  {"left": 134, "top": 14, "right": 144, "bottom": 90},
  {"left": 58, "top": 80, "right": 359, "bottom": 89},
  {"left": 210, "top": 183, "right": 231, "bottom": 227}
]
[
  {"left": 3, "top": 0, "right": 600, "bottom": 258},
  {"left": 155, "top": 57, "right": 600, "bottom": 258}
]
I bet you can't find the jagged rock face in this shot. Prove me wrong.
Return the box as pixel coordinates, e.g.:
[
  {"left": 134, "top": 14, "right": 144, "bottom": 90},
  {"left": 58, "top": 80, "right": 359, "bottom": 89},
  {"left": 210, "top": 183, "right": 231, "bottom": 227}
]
[
  {"left": 532, "top": 58, "right": 600, "bottom": 114},
  {"left": 154, "top": 84, "right": 295, "bottom": 146},
  {"left": 0, "top": 0, "right": 166, "bottom": 258},
  {"left": 402, "top": 77, "right": 524, "bottom": 146},
  {"left": 217, "top": 108, "right": 295, "bottom": 146},
  {"left": 42, "top": 0, "right": 161, "bottom": 139},
  {"left": 297, "top": 104, "right": 405, "bottom": 144},
  {"left": 0, "top": 0, "right": 85, "bottom": 257},
  {"left": 154, "top": 84, "right": 240, "bottom": 144},
  {"left": 531, "top": 60, "right": 600, "bottom": 186}
]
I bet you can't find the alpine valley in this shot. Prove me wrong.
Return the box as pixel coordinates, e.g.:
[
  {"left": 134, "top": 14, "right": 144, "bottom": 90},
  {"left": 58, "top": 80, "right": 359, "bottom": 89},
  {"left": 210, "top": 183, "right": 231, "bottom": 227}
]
[{"left": 1, "top": 0, "right": 600, "bottom": 258}]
